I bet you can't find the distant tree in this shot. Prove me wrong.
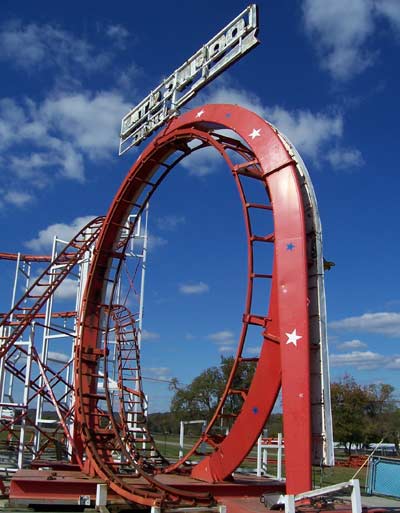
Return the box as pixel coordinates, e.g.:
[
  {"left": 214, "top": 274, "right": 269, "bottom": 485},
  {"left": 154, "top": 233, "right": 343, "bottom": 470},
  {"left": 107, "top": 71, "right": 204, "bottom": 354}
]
[
  {"left": 170, "top": 365, "right": 223, "bottom": 421},
  {"left": 170, "top": 356, "right": 255, "bottom": 423},
  {"left": 147, "top": 412, "right": 180, "bottom": 434},
  {"left": 331, "top": 376, "right": 369, "bottom": 453},
  {"left": 265, "top": 413, "right": 283, "bottom": 436},
  {"left": 388, "top": 409, "right": 400, "bottom": 453},
  {"left": 331, "top": 375, "right": 399, "bottom": 454},
  {"left": 363, "top": 383, "right": 397, "bottom": 443}
]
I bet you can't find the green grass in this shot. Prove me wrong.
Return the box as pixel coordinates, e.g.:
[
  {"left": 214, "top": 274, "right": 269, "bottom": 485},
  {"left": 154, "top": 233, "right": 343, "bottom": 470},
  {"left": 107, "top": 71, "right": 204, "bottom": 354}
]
[{"left": 313, "top": 464, "right": 368, "bottom": 490}]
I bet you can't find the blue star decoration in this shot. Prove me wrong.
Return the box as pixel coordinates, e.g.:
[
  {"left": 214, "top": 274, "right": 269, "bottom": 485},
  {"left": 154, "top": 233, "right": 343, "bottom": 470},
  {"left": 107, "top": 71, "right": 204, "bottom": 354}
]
[
  {"left": 286, "top": 243, "right": 295, "bottom": 251},
  {"left": 225, "top": 112, "right": 231, "bottom": 118},
  {"left": 252, "top": 406, "right": 259, "bottom": 414}
]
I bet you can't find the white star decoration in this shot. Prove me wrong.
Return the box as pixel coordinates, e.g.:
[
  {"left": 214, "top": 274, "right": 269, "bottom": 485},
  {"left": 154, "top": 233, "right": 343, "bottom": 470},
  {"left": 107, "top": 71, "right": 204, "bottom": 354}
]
[
  {"left": 286, "top": 329, "right": 302, "bottom": 347},
  {"left": 196, "top": 109, "right": 205, "bottom": 118},
  {"left": 249, "top": 128, "right": 261, "bottom": 140}
]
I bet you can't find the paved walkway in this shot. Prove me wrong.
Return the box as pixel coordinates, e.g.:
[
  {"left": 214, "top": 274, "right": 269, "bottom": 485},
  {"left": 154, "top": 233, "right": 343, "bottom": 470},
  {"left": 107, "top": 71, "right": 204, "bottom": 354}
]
[{"left": 362, "top": 494, "right": 400, "bottom": 508}]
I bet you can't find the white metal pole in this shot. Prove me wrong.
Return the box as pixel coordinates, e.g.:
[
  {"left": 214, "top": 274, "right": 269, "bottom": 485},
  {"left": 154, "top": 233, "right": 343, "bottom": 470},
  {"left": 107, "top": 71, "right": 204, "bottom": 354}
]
[
  {"left": 200, "top": 420, "right": 207, "bottom": 458},
  {"left": 350, "top": 479, "right": 362, "bottom": 513},
  {"left": 0, "top": 253, "right": 23, "bottom": 409},
  {"left": 283, "top": 495, "right": 295, "bottom": 513},
  {"left": 257, "top": 435, "right": 262, "bottom": 476},
  {"left": 179, "top": 421, "right": 184, "bottom": 459},
  {"left": 262, "top": 441, "right": 268, "bottom": 475},
  {"left": 34, "top": 234, "right": 58, "bottom": 454},
  {"left": 277, "top": 432, "right": 283, "bottom": 481},
  {"left": 10, "top": 253, "right": 21, "bottom": 312},
  {"left": 137, "top": 203, "right": 149, "bottom": 351},
  {"left": 0, "top": 326, "right": 5, "bottom": 420},
  {"left": 18, "top": 325, "right": 34, "bottom": 468}
]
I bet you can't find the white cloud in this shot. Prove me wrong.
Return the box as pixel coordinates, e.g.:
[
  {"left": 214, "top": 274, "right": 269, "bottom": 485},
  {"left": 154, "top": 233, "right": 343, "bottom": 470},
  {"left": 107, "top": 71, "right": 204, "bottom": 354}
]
[
  {"left": 374, "top": 0, "right": 400, "bottom": 31},
  {"left": 267, "top": 105, "right": 343, "bottom": 161},
  {"left": 40, "top": 91, "right": 129, "bottom": 160},
  {"left": 329, "top": 312, "right": 400, "bottom": 338},
  {"left": 207, "top": 330, "right": 236, "bottom": 353},
  {"left": 28, "top": 273, "right": 78, "bottom": 301},
  {"left": 208, "top": 330, "right": 235, "bottom": 342},
  {"left": 203, "top": 85, "right": 265, "bottom": 114},
  {"left": 54, "top": 278, "right": 79, "bottom": 300},
  {"left": 0, "top": 91, "right": 130, "bottom": 192},
  {"left": 330, "top": 350, "right": 388, "bottom": 370},
  {"left": 3, "top": 190, "right": 33, "bottom": 207},
  {"left": 26, "top": 215, "right": 96, "bottom": 251},
  {"left": 245, "top": 345, "right": 261, "bottom": 355},
  {"left": 179, "top": 282, "right": 209, "bottom": 295},
  {"left": 117, "top": 63, "right": 142, "bottom": 92},
  {"left": 217, "top": 345, "right": 235, "bottom": 354},
  {"left": 179, "top": 146, "right": 222, "bottom": 177},
  {"left": 203, "top": 85, "right": 360, "bottom": 169},
  {"left": 387, "top": 357, "right": 400, "bottom": 369},
  {"left": 326, "top": 148, "right": 364, "bottom": 169},
  {"left": 155, "top": 215, "right": 185, "bottom": 231},
  {"left": 9, "top": 154, "right": 57, "bottom": 188},
  {"left": 0, "top": 20, "right": 109, "bottom": 72},
  {"left": 142, "top": 367, "right": 171, "bottom": 381},
  {"left": 106, "top": 24, "right": 130, "bottom": 49},
  {"left": 148, "top": 233, "right": 168, "bottom": 251},
  {"left": 302, "top": 0, "right": 400, "bottom": 81},
  {"left": 141, "top": 329, "right": 160, "bottom": 341},
  {"left": 0, "top": 20, "right": 137, "bottom": 204},
  {"left": 336, "top": 339, "right": 367, "bottom": 351},
  {"left": 0, "top": 98, "right": 26, "bottom": 150},
  {"left": 47, "top": 351, "right": 70, "bottom": 364},
  {"left": 302, "top": 0, "right": 375, "bottom": 80}
]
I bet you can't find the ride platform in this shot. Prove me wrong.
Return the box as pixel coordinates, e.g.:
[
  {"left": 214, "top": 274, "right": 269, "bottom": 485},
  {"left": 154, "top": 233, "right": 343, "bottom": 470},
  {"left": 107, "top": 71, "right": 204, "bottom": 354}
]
[
  {"left": 8, "top": 469, "right": 400, "bottom": 513},
  {"left": 9, "top": 469, "right": 285, "bottom": 507}
]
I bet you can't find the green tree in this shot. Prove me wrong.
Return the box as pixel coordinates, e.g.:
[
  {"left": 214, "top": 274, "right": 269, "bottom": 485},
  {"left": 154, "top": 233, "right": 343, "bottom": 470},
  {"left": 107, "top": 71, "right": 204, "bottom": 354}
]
[
  {"left": 170, "top": 356, "right": 255, "bottom": 423},
  {"left": 331, "top": 376, "right": 399, "bottom": 454},
  {"left": 331, "top": 376, "right": 369, "bottom": 453},
  {"left": 147, "top": 411, "right": 180, "bottom": 434},
  {"left": 170, "top": 365, "right": 223, "bottom": 421},
  {"left": 388, "top": 409, "right": 400, "bottom": 453}
]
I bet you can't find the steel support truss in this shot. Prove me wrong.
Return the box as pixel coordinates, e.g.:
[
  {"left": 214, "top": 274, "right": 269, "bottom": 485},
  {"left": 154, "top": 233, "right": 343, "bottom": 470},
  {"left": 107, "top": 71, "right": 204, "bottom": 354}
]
[{"left": 0, "top": 213, "right": 149, "bottom": 473}]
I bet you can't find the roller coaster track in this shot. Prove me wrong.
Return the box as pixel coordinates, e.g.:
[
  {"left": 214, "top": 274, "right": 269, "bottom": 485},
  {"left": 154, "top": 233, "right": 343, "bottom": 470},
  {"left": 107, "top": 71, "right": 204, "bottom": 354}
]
[
  {"left": 0, "top": 105, "right": 332, "bottom": 509},
  {"left": 74, "top": 104, "right": 332, "bottom": 506},
  {"left": 0, "top": 217, "right": 105, "bottom": 463},
  {"left": 0, "top": 216, "right": 104, "bottom": 359},
  {"left": 111, "top": 304, "right": 169, "bottom": 468}
]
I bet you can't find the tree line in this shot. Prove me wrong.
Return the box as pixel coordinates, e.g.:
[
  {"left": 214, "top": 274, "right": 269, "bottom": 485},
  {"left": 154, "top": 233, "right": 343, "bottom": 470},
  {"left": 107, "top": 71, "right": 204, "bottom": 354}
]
[{"left": 148, "top": 357, "right": 400, "bottom": 454}]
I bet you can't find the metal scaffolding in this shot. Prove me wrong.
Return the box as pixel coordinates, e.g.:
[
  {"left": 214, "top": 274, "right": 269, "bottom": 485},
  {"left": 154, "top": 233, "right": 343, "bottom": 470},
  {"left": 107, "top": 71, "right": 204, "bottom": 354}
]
[{"left": 0, "top": 208, "right": 149, "bottom": 473}]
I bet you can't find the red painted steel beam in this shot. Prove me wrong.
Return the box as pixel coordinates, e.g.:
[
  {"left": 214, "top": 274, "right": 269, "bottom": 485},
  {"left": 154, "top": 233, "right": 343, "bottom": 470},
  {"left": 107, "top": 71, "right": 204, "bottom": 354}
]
[
  {"left": 168, "top": 105, "right": 311, "bottom": 494},
  {"left": 0, "top": 311, "right": 76, "bottom": 320},
  {"left": 0, "top": 252, "right": 52, "bottom": 262},
  {"left": 76, "top": 104, "right": 312, "bottom": 501}
]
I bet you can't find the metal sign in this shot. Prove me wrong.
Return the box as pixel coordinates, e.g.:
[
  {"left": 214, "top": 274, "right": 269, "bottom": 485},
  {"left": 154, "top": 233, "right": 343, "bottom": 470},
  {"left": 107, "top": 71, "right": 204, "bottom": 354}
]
[{"left": 119, "top": 4, "right": 259, "bottom": 155}]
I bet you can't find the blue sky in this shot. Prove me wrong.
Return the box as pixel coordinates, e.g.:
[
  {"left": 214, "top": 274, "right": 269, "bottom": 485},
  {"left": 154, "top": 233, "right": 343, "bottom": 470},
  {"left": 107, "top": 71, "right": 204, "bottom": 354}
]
[{"left": 1, "top": 0, "right": 400, "bottom": 411}]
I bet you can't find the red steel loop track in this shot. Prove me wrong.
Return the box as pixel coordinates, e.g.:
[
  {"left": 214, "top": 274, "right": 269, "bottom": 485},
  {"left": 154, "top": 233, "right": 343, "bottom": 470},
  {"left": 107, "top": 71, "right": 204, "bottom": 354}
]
[{"left": 75, "top": 104, "right": 314, "bottom": 506}]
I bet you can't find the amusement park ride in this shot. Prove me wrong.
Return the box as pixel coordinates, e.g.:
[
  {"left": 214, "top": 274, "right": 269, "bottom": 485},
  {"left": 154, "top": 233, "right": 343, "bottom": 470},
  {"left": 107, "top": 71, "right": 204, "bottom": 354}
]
[{"left": 0, "top": 5, "right": 365, "bottom": 513}]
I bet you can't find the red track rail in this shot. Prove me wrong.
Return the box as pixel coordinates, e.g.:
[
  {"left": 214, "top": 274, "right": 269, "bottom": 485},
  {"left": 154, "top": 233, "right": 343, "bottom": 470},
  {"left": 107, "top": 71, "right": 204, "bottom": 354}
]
[
  {"left": 75, "top": 104, "right": 312, "bottom": 506},
  {"left": 0, "top": 253, "right": 52, "bottom": 262}
]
